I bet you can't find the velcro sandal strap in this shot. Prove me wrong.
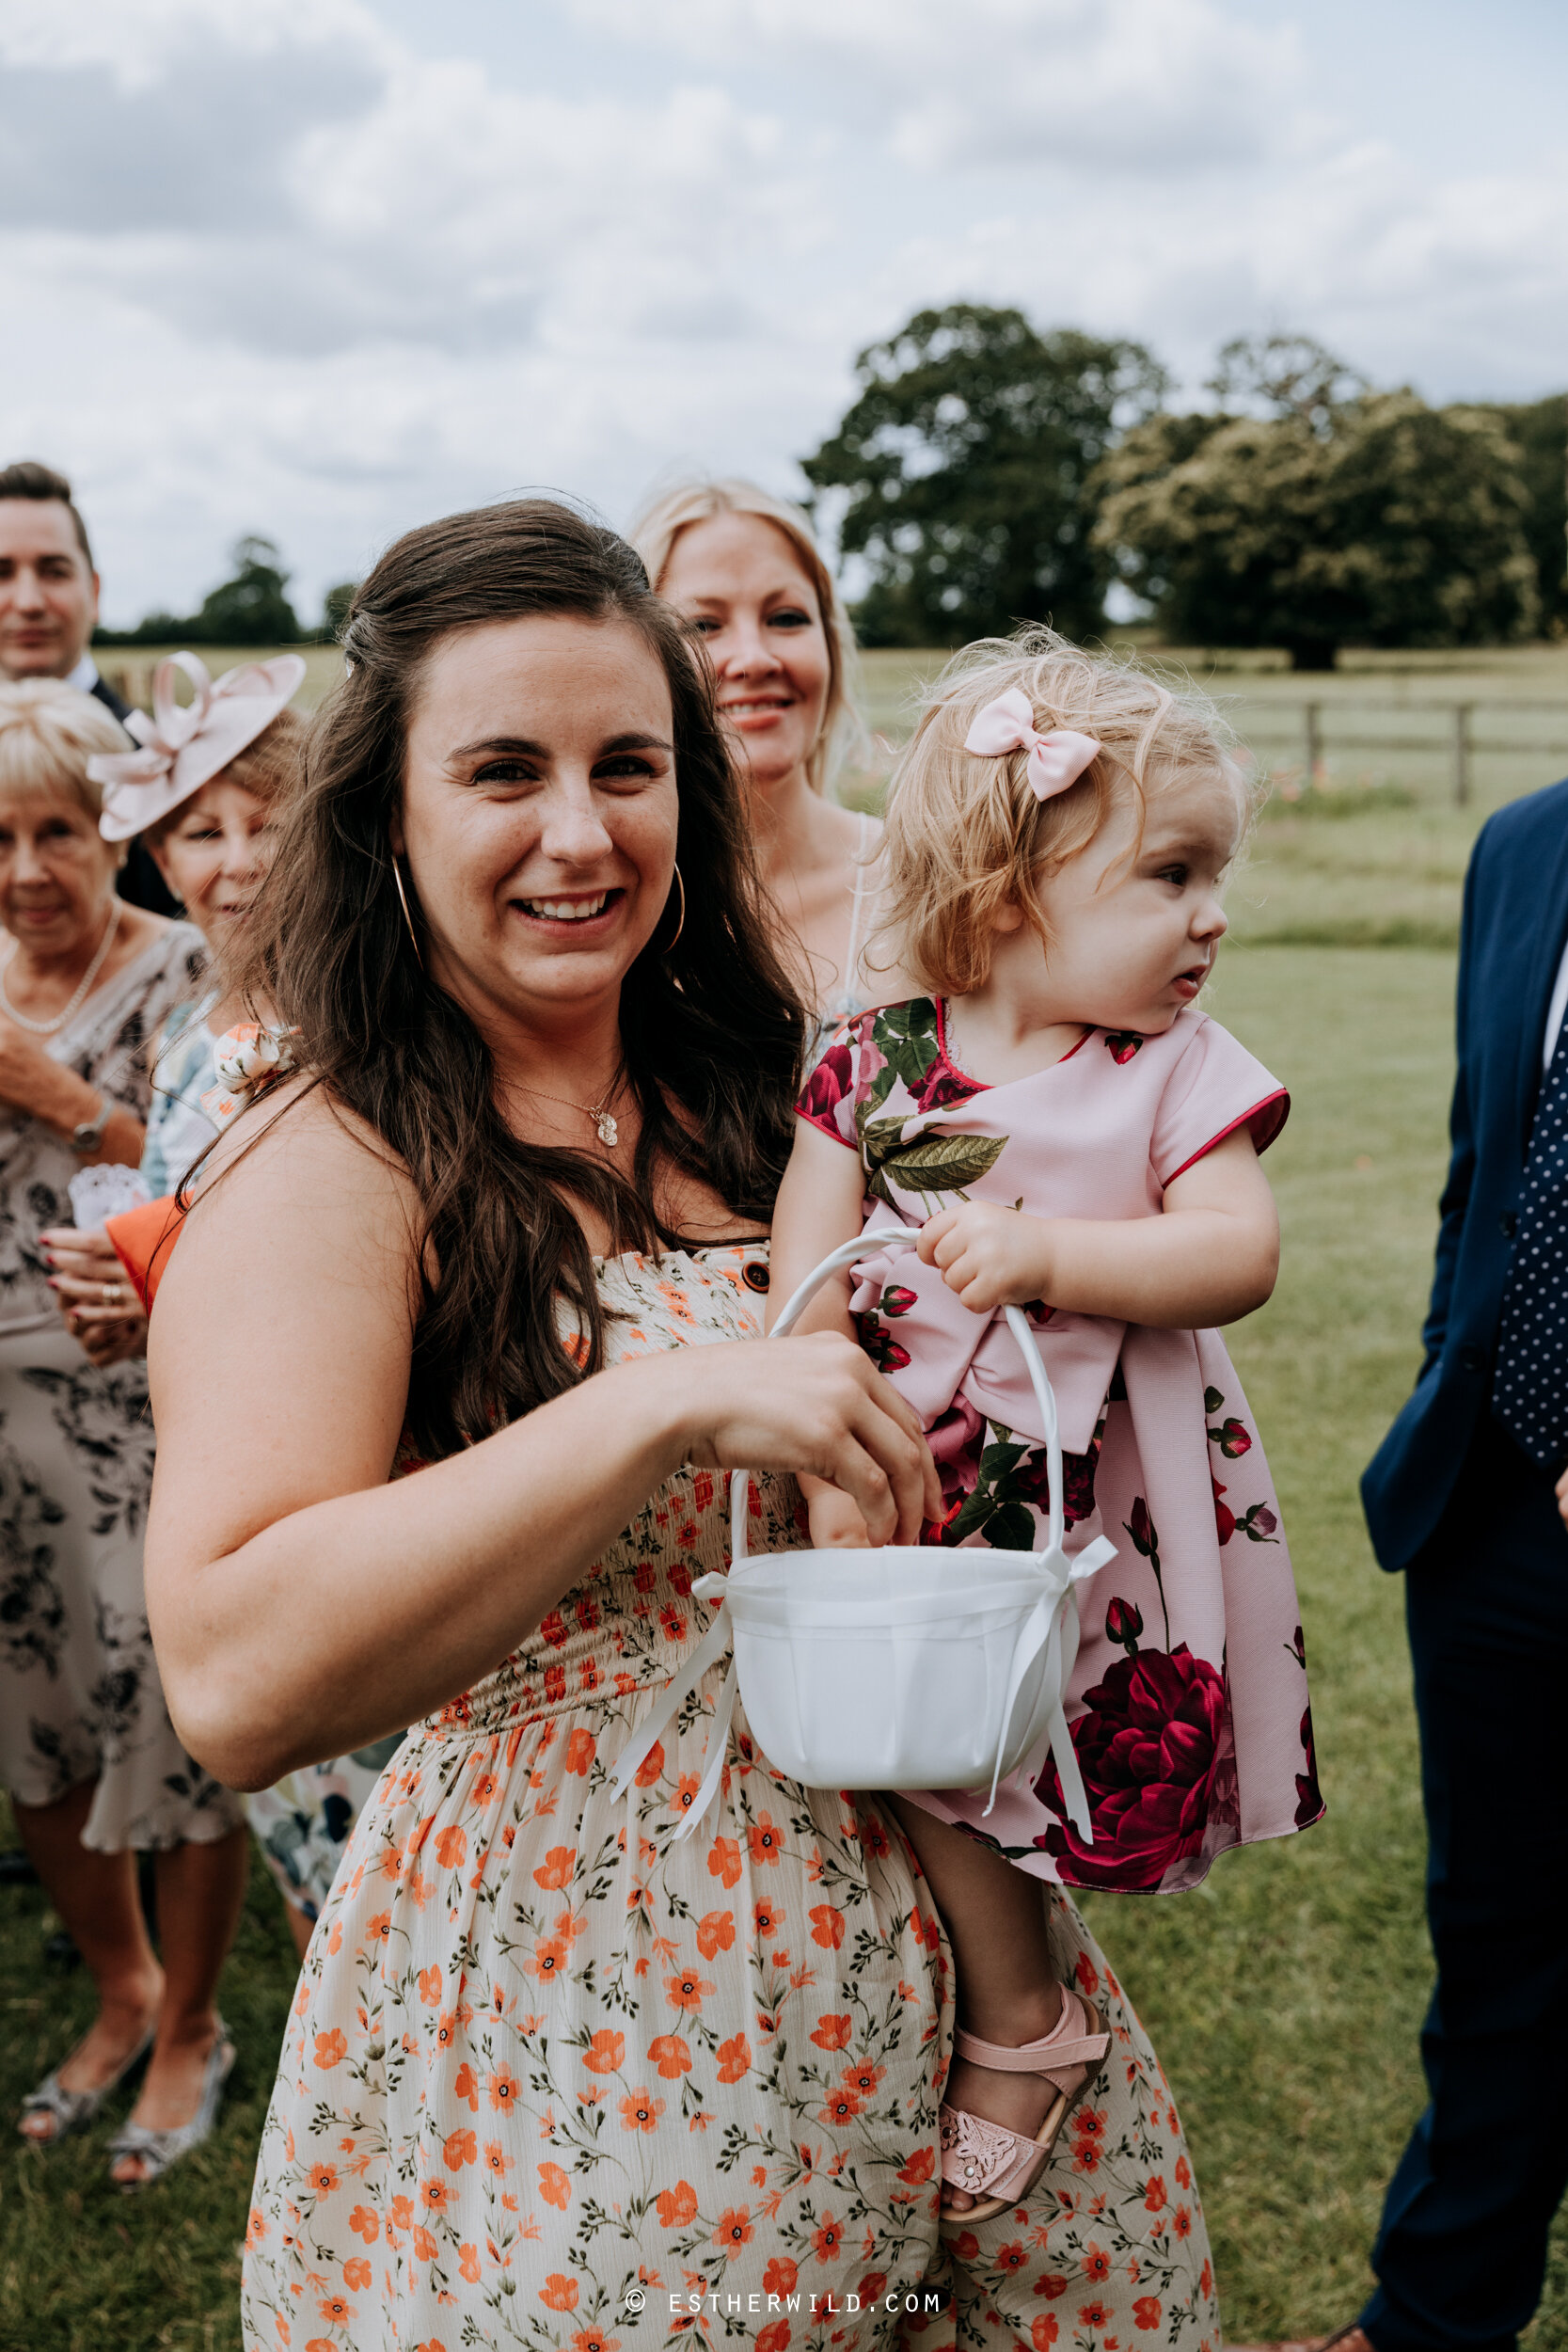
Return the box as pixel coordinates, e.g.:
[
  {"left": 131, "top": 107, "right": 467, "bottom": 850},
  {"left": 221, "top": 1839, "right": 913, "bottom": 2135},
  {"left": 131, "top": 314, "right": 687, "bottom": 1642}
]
[{"left": 953, "top": 1989, "right": 1111, "bottom": 2093}]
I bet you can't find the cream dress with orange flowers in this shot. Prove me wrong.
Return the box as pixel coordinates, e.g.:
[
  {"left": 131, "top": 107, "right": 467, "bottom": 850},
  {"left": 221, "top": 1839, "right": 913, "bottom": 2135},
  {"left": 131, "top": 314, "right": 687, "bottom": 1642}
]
[{"left": 242, "top": 1244, "right": 1221, "bottom": 2351}]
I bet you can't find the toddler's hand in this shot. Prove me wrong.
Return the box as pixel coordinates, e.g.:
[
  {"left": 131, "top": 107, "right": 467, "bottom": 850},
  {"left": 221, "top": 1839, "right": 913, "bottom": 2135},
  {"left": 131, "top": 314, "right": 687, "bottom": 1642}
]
[
  {"left": 805, "top": 1481, "right": 873, "bottom": 1550},
  {"left": 919, "top": 1200, "right": 1053, "bottom": 1314}
]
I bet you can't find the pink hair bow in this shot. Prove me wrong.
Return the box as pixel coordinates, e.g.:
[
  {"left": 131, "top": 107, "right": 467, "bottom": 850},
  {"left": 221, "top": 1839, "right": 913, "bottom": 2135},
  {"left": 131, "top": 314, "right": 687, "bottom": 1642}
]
[{"left": 963, "top": 687, "right": 1101, "bottom": 801}]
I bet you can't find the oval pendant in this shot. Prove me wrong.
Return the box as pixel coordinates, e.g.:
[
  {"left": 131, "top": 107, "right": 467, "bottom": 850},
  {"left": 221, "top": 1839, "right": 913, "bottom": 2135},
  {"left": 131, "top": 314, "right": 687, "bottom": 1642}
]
[{"left": 594, "top": 1111, "right": 619, "bottom": 1147}]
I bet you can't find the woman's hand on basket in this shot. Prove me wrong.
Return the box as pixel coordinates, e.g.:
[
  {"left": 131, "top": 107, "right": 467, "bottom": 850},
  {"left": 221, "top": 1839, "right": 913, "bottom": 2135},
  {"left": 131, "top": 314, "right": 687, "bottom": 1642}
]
[
  {"left": 803, "top": 1478, "right": 875, "bottom": 1549},
  {"left": 674, "top": 1331, "right": 941, "bottom": 1546}
]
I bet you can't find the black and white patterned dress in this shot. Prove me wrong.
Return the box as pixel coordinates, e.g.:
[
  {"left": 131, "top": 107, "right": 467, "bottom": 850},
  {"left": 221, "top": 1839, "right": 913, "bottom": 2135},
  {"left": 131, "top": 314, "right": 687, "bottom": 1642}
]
[{"left": 0, "top": 921, "right": 243, "bottom": 1849}]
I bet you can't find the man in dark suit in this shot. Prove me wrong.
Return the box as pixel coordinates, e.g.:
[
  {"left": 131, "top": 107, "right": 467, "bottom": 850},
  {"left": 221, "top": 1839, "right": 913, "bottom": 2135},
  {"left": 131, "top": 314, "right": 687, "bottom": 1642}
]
[
  {"left": 0, "top": 459, "right": 178, "bottom": 914},
  {"left": 1333, "top": 779, "right": 1568, "bottom": 2349}
]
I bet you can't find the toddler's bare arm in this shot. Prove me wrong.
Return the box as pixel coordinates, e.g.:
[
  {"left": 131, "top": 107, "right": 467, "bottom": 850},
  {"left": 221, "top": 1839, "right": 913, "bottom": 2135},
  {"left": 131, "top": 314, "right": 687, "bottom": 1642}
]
[
  {"left": 771, "top": 1120, "right": 885, "bottom": 1545},
  {"left": 919, "top": 1126, "right": 1278, "bottom": 1327},
  {"left": 767, "top": 1118, "right": 866, "bottom": 1340}
]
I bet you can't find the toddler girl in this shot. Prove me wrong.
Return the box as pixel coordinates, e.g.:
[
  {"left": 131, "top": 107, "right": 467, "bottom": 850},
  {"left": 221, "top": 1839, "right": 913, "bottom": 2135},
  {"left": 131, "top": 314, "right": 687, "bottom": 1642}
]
[{"left": 769, "top": 630, "right": 1322, "bottom": 2221}]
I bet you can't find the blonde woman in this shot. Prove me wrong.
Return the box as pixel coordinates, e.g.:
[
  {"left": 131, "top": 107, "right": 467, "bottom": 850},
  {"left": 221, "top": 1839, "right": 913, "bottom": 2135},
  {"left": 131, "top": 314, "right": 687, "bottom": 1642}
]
[{"left": 631, "top": 478, "right": 912, "bottom": 1052}]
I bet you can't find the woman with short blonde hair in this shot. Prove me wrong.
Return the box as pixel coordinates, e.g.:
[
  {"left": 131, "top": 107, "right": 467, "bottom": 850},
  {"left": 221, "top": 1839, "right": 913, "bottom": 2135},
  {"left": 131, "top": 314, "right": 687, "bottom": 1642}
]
[
  {"left": 0, "top": 676, "right": 249, "bottom": 2186},
  {"left": 631, "top": 478, "right": 909, "bottom": 1052}
]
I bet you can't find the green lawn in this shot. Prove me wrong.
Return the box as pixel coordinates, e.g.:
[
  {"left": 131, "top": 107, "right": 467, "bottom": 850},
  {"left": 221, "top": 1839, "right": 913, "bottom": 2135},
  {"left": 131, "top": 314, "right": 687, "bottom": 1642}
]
[{"left": 6, "top": 740, "right": 1568, "bottom": 2343}]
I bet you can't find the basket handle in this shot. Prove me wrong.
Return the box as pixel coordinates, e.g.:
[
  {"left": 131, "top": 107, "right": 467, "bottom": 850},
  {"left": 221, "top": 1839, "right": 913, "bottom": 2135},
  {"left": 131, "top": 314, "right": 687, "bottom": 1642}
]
[
  {"left": 733, "top": 1227, "right": 1067, "bottom": 1565},
  {"left": 613, "top": 1227, "right": 1105, "bottom": 1844}
]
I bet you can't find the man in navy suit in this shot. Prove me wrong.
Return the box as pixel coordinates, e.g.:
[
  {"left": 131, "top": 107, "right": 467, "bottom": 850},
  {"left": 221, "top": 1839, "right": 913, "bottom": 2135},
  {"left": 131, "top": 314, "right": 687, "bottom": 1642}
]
[
  {"left": 1333, "top": 779, "right": 1568, "bottom": 2350},
  {"left": 0, "top": 459, "right": 178, "bottom": 915}
]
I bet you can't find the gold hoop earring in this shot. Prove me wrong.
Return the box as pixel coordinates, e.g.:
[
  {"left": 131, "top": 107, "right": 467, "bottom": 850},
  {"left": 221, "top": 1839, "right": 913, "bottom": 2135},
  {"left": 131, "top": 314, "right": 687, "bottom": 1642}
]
[
  {"left": 664, "top": 862, "right": 685, "bottom": 953},
  {"left": 391, "top": 856, "right": 424, "bottom": 972}
]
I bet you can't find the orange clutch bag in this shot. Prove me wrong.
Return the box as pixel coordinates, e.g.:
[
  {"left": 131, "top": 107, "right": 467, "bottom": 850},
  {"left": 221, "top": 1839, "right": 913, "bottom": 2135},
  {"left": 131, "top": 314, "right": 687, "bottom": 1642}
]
[{"left": 104, "top": 1196, "right": 187, "bottom": 1312}]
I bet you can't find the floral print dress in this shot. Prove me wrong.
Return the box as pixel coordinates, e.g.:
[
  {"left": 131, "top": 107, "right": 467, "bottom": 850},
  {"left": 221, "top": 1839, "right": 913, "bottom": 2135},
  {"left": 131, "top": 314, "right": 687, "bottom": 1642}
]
[
  {"left": 243, "top": 1245, "right": 1221, "bottom": 2349},
  {"left": 0, "top": 922, "right": 243, "bottom": 1849},
  {"left": 799, "top": 999, "right": 1323, "bottom": 1896}
]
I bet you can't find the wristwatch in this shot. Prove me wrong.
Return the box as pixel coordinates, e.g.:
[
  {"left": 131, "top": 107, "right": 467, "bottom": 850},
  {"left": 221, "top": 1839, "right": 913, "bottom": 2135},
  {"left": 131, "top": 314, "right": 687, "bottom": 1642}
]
[{"left": 71, "top": 1092, "right": 113, "bottom": 1156}]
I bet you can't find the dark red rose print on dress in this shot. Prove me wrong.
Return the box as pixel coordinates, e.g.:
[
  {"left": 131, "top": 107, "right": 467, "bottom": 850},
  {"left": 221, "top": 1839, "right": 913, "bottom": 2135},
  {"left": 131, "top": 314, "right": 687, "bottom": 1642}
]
[
  {"left": 799, "top": 1041, "right": 855, "bottom": 1124},
  {"left": 1035, "top": 1645, "right": 1231, "bottom": 1890},
  {"left": 915, "top": 1061, "right": 984, "bottom": 1114},
  {"left": 1013, "top": 1438, "right": 1100, "bottom": 1529},
  {"left": 1104, "top": 1596, "right": 1144, "bottom": 1655},
  {"left": 1212, "top": 1473, "right": 1236, "bottom": 1547},
  {"left": 854, "top": 1310, "right": 911, "bottom": 1375},
  {"left": 1294, "top": 1702, "right": 1323, "bottom": 1828}
]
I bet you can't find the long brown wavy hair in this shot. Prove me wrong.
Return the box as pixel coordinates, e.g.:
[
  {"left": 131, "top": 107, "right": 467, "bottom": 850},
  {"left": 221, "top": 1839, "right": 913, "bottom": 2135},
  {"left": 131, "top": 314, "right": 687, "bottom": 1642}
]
[{"left": 234, "top": 499, "right": 805, "bottom": 1457}]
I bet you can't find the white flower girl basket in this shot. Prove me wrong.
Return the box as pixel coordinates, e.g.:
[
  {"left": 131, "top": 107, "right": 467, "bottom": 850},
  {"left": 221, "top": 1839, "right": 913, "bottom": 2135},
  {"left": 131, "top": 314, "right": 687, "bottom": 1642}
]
[{"left": 608, "top": 1232, "right": 1115, "bottom": 1844}]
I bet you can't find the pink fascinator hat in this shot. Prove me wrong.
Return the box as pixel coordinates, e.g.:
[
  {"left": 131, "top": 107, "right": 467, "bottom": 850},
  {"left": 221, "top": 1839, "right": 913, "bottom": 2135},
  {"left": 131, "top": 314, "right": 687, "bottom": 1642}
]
[
  {"left": 963, "top": 685, "right": 1101, "bottom": 801},
  {"left": 89, "top": 650, "right": 307, "bottom": 842}
]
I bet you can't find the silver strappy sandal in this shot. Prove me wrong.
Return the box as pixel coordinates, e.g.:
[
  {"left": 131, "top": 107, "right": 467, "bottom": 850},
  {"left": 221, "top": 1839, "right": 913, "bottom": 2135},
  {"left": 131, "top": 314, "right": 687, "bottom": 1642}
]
[
  {"left": 19, "top": 2022, "right": 155, "bottom": 2146},
  {"left": 107, "top": 2020, "right": 234, "bottom": 2191},
  {"left": 939, "top": 1986, "right": 1110, "bottom": 2228}
]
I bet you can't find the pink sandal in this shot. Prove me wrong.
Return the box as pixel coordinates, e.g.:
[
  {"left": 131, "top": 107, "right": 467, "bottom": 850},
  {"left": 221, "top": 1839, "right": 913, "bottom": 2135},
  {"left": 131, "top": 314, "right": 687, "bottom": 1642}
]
[{"left": 939, "top": 1986, "right": 1111, "bottom": 2228}]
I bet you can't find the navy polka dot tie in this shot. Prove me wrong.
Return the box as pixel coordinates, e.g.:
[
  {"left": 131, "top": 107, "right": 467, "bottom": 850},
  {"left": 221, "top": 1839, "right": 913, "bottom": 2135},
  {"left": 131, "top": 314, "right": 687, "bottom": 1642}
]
[{"left": 1494, "top": 1025, "right": 1568, "bottom": 1466}]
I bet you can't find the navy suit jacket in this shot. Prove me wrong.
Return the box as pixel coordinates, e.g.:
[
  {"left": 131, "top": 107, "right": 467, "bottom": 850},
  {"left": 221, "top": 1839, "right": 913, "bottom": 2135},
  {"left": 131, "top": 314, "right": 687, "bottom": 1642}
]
[{"left": 1362, "top": 776, "right": 1568, "bottom": 1571}]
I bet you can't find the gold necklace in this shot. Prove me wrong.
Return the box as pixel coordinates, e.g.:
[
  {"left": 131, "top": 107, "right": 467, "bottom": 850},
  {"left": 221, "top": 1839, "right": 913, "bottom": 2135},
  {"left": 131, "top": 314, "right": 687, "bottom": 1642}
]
[{"left": 515, "top": 1071, "right": 625, "bottom": 1148}]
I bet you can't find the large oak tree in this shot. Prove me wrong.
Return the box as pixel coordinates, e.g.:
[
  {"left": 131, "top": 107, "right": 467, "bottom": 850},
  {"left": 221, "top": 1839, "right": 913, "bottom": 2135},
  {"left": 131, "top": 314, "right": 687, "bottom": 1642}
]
[
  {"left": 1095, "top": 342, "right": 1541, "bottom": 669},
  {"left": 801, "top": 304, "right": 1166, "bottom": 645}
]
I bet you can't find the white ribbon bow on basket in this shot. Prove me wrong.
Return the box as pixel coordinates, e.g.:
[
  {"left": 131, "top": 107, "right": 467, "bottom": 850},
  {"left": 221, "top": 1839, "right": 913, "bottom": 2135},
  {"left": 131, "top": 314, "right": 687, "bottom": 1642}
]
[{"left": 606, "top": 1232, "right": 1116, "bottom": 1846}]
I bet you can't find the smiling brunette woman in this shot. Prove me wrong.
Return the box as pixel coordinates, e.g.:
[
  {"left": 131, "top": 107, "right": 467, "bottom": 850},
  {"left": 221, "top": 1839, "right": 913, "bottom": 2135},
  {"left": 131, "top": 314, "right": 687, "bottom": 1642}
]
[{"left": 129, "top": 502, "right": 1030, "bottom": 2344}]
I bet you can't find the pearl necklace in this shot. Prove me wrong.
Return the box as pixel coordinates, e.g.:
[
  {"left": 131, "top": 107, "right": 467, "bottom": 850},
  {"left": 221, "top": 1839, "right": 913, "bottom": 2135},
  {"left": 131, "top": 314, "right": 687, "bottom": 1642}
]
[{"left": 0, "top": 903, "right": 121, "bottom": 1036}]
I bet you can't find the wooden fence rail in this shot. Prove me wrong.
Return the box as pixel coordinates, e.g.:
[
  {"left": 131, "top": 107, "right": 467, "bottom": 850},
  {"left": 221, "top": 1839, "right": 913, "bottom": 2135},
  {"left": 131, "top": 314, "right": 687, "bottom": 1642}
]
[{"left": 1243, "top": 699, "right": 1568, "bottom": 806}]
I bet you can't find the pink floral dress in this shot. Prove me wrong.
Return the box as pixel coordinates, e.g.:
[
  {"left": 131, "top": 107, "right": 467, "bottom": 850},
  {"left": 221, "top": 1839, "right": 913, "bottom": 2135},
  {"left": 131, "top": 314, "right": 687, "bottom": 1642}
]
[
  {"left": 799, "top": 1000, "right": 1323, "bottom": 1895},
  {"left": 242, "top": 1245, "right": 1222, "bottom": 2349}
]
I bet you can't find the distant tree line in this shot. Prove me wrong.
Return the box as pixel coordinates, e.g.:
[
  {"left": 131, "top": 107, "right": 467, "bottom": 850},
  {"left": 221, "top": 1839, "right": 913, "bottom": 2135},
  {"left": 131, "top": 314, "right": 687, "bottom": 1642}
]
[
  {"left": 95, "top": 536, "right": 357, "bottom": 648},
  {"left": 95, "top": 326, "right": 1565, "bottom": 673},
  {"left": 802, "top": 308, "right": 1568, "bottom": 669}
]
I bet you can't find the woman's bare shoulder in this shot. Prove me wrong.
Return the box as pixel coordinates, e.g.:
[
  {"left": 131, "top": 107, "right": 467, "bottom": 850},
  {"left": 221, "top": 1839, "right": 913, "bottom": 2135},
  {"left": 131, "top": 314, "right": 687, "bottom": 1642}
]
[{"left": 178, "top": 1075, "right": 423, "bottom": 1290}]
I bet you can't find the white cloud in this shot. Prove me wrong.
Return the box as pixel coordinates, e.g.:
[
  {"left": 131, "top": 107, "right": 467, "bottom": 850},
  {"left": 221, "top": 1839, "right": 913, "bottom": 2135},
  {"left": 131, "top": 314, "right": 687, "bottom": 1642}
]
[
  {"left": 0, "top": 0, "right": 385, "bottom": 81},
  {"left": 0, "top": 0, "right": 1561, "bottom": 627},
  {"left": 0, "top": 7, "right": 816, "bottom": 358},
  {"left": 566, "top": 0, "right": 1307, "bottom": 173}
]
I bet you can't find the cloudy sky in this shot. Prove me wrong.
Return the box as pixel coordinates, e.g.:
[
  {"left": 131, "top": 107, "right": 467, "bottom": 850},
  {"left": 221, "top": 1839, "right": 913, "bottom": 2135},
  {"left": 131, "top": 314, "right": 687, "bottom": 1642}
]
[{"left": 3, "top": 0, "right": 1564, "bottom": 626}]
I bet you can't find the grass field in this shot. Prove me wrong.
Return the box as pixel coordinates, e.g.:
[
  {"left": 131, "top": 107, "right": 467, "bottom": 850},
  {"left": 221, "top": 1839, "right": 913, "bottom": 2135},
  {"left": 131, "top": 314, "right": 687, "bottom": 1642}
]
[{"left": 5, "top": 653, "right": 1568, "bottom": 2344}]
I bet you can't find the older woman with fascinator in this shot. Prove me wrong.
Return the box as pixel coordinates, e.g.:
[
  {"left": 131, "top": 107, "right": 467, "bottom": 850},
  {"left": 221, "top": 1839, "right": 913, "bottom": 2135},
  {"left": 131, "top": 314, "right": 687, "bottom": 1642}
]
[
  {"left": 44, "top": 652, "right": 308, "bottom": 1366},
  {"left": 631, "top": 479, "right": 913, "bottom": 1054},
  {"left": 0, "top": 679, "right": 251, "bottom": 2185},
  {"left": 46, "top": 653, "right": 404, "bottom": 1979}
]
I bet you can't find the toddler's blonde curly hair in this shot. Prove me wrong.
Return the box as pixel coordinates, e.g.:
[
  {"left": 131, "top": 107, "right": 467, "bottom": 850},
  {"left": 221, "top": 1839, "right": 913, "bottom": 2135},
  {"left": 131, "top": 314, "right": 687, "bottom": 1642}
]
[{"left": 877, "top": 628, "right": 1255, "bottom": 996}]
